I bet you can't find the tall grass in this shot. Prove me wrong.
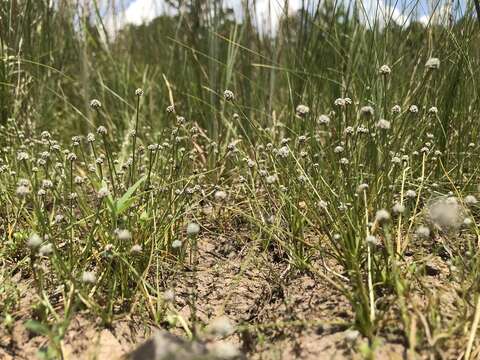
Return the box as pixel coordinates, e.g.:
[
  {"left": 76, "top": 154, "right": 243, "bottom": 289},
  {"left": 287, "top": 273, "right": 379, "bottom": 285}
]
[{"left": 1, "top": 0, "right": 480, "bottom": 358}]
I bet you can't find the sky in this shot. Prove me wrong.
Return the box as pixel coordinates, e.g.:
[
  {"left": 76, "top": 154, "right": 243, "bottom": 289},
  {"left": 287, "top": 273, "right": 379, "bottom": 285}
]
[{"left": 102, "top": 0, "right": 464, "bottom": 35}]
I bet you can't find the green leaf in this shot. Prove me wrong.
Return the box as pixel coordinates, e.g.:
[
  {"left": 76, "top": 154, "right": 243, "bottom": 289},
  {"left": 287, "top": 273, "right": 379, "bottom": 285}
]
[
  {"left": 25, "top": 319, "right": 50, "bottom": 336},
  {"left": 116, "top": 176, "right": 146, "bottom": 215}
]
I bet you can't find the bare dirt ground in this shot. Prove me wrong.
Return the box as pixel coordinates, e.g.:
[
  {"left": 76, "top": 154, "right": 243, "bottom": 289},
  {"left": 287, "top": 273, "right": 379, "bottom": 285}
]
[{"left": 0, "top": 231, "right": 468, "bottom": 359}]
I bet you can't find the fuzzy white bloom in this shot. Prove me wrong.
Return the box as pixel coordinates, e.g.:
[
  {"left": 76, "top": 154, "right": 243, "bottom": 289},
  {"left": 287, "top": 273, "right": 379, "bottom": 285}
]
[
  {"left": 295, "top": 104, "right": 310, "bottom": 117},
  {"left": 334, "top": 146, "right": 344, "bottom": 154},
  {"left": 172, "top": 239, "right": 182, "bottom": 248},
  {"left": 163, "top": 289, "right": 175, "bottom": 303},
  {"left": 130, "top": 244, "right": 142, "bottom": 254},
  {"left": 428, "top": 106, "right": 438, "bottom": 114},
  {"left": 344, "top": 126, "right": 355, "bottom": 135},
  {"left": 318, "top": 114, "right": 330, "bottom": 125},
  {"left": 39, "top": 243, "right": 54, "bottom": 256},
  {"left": 464, "top": 195, "right": 478, "bottom": 206},
  {"left": 214, "top": 190, "right": 227, "bottom": 202},
  {"left": 207, "top": 316, "right": 235, "bottom": 337},
  {"left": 416, "top": 225, "right": 430, "bottom": 239},
  {"left": 96, "top": 126, "right": 107, "bottom": 135},
  {"left": 90, "top": 99, "right": 102, "bottom": 109},
  {"left": 266, "top": 175, "right": 277, "bottom": 184},
  {"left": 425, "top": 57, "right": 440, "bottom": 70},
  {"left": 97, "top": 186, "right": 110, "bottom": 199},
  {"left": 366, "top": 235, "right": 380, "bottom": 246},
  {"left": 356, "top": 183, "right": 369, "bottom": 193},
  {"left": 117, "top": 229, "right": 132, "bottom": 241},
  {"left": 17, "top": 152, "right": 29, "bottom": 161},
  {"left": 376, "top": 119, "right": 391, "bottom": 130},
  {"left": 375, "top": 209, "right": 391, "bottom": 223},
  {"left": 16, "top": 185, "right": 30, "bottom": 197},
  {"left": 186, "top": 222, "right": 200, "bottom": 236},
  {"left": 81, "top": 271, "right": 97, "bottom": 284},
  {"left": 27, "top": 233, "right": 42, "bottom": 249},
  {"left": 379, "top": 64, "right": 391, "bottom": 75},
  {"left": 409, "top": 105, "right": 419, "bottom": 113},
  {"left": 405, "top": 190, "right": 417, "bottom": 199},
  {"left": 334, "top": 98, "right": 346, "bottom": 107},
  {"left": 339, "top": 157, "right": 349, "bottom": 165},
  {"left": 135, "top": 88, "right": 144, "bottom": 96},
  {"left": 392, "top": 203, "right": 406, "bottom": 214},
  {"left": 427, "top": 197, "right": 465, "bottom": 232},
  {"left": 360, "top": 106, "right": 374, "bottom": 116},
  {"left": 223, "top": 90, "right": 235, "bottom": 101},
  {"left": 391, "top": 105, "right": 401, "bottom": 114},
  {"left": 277, "top": 146, "right": 289, "bottom": 158}
]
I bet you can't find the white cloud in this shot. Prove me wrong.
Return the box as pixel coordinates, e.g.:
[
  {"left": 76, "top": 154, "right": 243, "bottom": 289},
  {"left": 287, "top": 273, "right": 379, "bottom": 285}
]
[{"left": 102, "top": 0, "right": 451, "bottom": 36}]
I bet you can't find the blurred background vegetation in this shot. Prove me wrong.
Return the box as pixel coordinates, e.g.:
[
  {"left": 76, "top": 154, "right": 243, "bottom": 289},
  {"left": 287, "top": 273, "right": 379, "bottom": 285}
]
[{"left": 0, "top": 0, "right": 479, "bottom": 143}]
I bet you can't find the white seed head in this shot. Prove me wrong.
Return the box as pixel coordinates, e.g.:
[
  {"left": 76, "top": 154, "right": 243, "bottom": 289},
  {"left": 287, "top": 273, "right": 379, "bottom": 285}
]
[
  {"left": 391, "top": 105, "right": 401, "bottom": 114},
  {"left": 360, "top": 106, "right": 374, "bottom": 116},
  {"left": 81, "top": 271, "right": 97, "bottom": 284},
  {"left": 375, "top": 209, "right": 391, "bottom": 223},
  {"left": 135, "top": 88, "right": 144, "bottom": 96},
  {"left": 464, "top": 195, "right": 477, "bottom": 206},
  {"left": 318, "top": 114, "right": 331, "bottom": 125},
  {"left": 405, "top": 190, "right": 417, "bottom": 199},
  {"left": 96, "top": 126, "right": 107, "bottom": 135},
  {"left": 223, "top": 90, "right": 235, "bottom": 101},
  {"left": 172, "top": 239, "right": 182, "bottom": 248},
  {"left": 27, "top": 233, "right": 42, "bottom": 249},
  {"left": 130, "top": 244, "right": 142, "bottom": 254},
  {"left": 379, "top": 64, "right": 391, "bottom": 75},
  {"left": 425, "top": 57, "right": 440, "bottom": 70},
  {"left": 356, "top": 183, "right": 369, "bottom": 193},
  {"left": 90, "top": 99, "right": 102, "bottom": 109},
  {"left": 117, "top": 229, "right": 132, "bottom": 241},
  {"left": 416, "top": 225, "right": 430, "bottom": 239},
  {"left": 295, "top": 104, "right": 310, "bottom": 117},
  {"left": 186, "top": 222, "right": 200, "bottom": 236},
  {"left": 214, "top": 190, "right": 227, "bottom": 202},
  {"left": 392, "top": 203, "right": 406, "bottom": 214},
  {"left": 39, "top": 243, "right": 54, "bottom": 256},
  {"left": 97, "top": 186, "right": 110, "bottom": 199},
  {"left": 376, "top": 119, "right": 391, "bottom": 130}
]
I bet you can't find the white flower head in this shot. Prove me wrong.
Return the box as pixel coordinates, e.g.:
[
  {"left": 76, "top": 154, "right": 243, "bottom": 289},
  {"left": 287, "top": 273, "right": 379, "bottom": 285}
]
[
  {"left": 360, "top": 106, "right": 374, "bottom": 117},
  {"left": 379, "top": 64, "right": 391, "bottom": 75},
  {"left": 117, "top": 229, "right": 132, "bottom": 241},
  {"left": 214, "top": 190, "right": 227, "bottom": 202},
  {"left": 223, "top": 90, "right": 235, "bottom": 101},
  {"left": 416, "top": 225, "right": 430, "bottom": 239},
  {"left": 186, "top": 222, "right": 200, "bottom": 236},
  {"left": 376, "top": 119, "right": 391, "bottom": 130},
  {"left": 90, "top": 99, "right": 102, "bottom": 109},
  {"left": 464, "top": 195, "right": 477, "bottom": 206},
  {"left": 375, "top": 209, "right": 391, "bottom": 224},
  {"left": 81, "top": 271, "right": 97, "bottom": 284},
  {"left": 97, "top": 186, "right": 110, "bottom": 199},
  {"left": 391, "top": 105, "right": 401, "bottom": 114},
  {"left": 425, "top": 57, "right": 440, "bottom": 70},
  {"left": 318, "top": 114, "right": 330, "bottom": 125},
  {"left": 295, "top": 104, "right": 310, "bottom": 117},
  {"left": 27, "top": 233, "right": 42, "bottom": 249}
]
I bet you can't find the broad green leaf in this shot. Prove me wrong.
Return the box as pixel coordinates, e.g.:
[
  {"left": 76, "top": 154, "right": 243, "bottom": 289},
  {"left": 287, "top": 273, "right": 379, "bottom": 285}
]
[{"left": 116, "top": 176, "right": 146, "bottom": 215}]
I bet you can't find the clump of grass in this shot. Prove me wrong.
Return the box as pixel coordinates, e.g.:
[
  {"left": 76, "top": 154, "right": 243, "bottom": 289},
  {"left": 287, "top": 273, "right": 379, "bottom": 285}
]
[{"left": 1, "top": 0, "right": 480, "bottom": 358}]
